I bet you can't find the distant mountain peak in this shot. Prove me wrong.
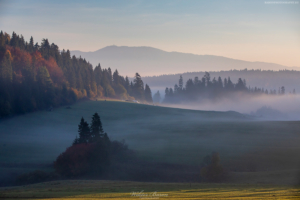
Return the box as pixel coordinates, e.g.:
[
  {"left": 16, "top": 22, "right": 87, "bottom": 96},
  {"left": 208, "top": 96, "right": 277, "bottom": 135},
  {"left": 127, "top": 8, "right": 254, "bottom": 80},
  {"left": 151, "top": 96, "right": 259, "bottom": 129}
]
[{"left": 71, "top": 46, "right": 294, "bottom": 76}]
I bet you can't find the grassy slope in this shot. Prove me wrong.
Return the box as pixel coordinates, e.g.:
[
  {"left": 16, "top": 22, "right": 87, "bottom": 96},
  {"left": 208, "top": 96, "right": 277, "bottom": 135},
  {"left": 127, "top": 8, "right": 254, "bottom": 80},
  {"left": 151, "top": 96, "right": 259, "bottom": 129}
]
[
  {"left": 1, "top": 100, "right": 300, "bottom": 185},
  {"left": 0, "top": 180, "right": 299, "bottom": 199},
  {"left": 0, "top": 100, "right": 248, "bottom": 164}
]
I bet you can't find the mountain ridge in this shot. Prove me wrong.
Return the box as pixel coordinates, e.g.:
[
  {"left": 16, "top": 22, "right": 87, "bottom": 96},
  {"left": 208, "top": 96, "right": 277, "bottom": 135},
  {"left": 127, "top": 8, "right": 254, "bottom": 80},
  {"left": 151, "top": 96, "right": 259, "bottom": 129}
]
[{"left": 71, "top": 45, "right": 299, "bottom": 76}]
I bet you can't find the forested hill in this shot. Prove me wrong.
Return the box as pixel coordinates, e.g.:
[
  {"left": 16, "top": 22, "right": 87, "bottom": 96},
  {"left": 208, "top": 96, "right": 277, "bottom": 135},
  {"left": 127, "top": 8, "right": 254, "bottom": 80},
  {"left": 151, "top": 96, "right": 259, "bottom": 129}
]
[
  {"left": 162, "top": 72, "right": 293, "bottom": 104},
  {"left": 142, "top": 70, "right": 300, "bottom": 95},
  {"left": 0, "top": 31, "right": 152, "bottom": 117}
]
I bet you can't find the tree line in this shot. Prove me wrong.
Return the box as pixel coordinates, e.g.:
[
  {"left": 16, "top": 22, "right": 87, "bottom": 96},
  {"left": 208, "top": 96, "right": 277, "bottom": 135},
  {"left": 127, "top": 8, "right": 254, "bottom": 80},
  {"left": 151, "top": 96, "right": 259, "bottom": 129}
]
[
  {"left": 164, "top": 72, "right": 293, "bottom": 103},
  {"left": 142, "top": 69, "right": 300, "bottom": 92},
  {"left": 0, "top": 31, "right": 152, "bottom": 117}
]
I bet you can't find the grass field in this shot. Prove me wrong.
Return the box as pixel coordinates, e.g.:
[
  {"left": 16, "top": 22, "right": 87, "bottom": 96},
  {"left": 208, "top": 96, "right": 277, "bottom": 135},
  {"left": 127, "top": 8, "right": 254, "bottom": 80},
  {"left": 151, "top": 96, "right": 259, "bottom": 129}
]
[
  {"left": 0, "top": 180, "right": 299, "bottom": 199},
  {"left": 1, "top": 100, "right": 300, "bottom": 186}
]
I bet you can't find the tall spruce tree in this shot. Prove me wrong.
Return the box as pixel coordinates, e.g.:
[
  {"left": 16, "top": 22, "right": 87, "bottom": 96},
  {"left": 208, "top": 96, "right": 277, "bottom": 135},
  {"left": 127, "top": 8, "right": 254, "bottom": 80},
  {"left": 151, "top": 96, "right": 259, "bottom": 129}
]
[
  {"left": 0, "top": 31, "right": 5, "bottom": 47},
  {"left": 144, "top": 84, "right": 153, "bottom": 103},
  {"left": 77, "top": 117, "right": 90, "bottom": 144},
  {"left": 178, "top": 75, "right": 183, "bottom": 91},
  {"left": 133, "top": 73, "right": 144, "bottom": 101},
  {"left": 90, "top": 112, "right": 103, "bottom": 142}
]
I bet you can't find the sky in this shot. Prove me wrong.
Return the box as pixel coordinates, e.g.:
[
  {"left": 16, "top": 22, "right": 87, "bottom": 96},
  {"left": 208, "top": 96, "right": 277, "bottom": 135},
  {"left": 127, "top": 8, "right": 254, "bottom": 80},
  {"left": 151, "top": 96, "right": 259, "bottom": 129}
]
[{"left": 0, "top": 0, "right": 299, "bottom": 67}]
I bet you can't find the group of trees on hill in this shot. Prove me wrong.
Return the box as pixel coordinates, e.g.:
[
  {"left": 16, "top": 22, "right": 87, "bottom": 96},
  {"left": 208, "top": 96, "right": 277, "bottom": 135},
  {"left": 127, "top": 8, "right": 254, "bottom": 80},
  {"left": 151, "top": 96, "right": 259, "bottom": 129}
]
[
  {"left": 54, "top": 112, "right": 133, "bottom": 177},
  {"left": 164, "top": 73, "right": 293, "bottom": 103},
  {"left": 73, "top": 113, "right": 109, "bottom": 145},
  {"left": 0, "top": 31, "right": 152, "bottom": 117},
  {"left": 17, "top": 112, "right": 226, "bottom": 183}
]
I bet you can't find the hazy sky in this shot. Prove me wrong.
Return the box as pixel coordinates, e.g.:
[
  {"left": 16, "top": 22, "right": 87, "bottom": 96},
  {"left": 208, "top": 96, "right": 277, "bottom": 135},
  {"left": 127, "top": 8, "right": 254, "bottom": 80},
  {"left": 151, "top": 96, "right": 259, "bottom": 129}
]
[{"left": 0, "top": 0, "right": 299, "bottom": 67}]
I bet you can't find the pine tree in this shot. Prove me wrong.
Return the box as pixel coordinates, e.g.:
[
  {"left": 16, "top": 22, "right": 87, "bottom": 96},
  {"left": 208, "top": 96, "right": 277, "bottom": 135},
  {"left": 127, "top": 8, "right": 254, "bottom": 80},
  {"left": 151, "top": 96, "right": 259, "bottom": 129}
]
[
  {"left": 204, "top": 72, "right": 211, "bottom": 87},
  {"left": 178, "top": 75, "right": 183, "bottom": 91},
  {"left": 29, "top": 36, "right": 34, "bottom": 52},
  {"left": 217, "top": 77, "right": 223, "bottom": 89},
  {"left": 0, "top": 31, "right": 5, "bottom": 47},
  {"left": 10, "top": 32, "right": 19, "bottom": 47},
  {"left": 144, "top": 84, "right": 153, "bottom": 103},
  {"left": 235, "top": 78, "right": 246, "bottom": 91},
  {"left": 41, "top": 38, "right": 50, "bottom": 59},
  {"left": 77, "top": 117, "right": 90, "bottom": 144},
  {"left": 90, "top": 112, "right": 103, "bottom": 142},
  {"left": 133, "top": 73, "right": 144, "bottom": 101},
  {"left": 113, "top": 69, "right": 119, "bottom": 85},
  {"left": 153, "top": 91, "right": 161, "bottom": 103}
]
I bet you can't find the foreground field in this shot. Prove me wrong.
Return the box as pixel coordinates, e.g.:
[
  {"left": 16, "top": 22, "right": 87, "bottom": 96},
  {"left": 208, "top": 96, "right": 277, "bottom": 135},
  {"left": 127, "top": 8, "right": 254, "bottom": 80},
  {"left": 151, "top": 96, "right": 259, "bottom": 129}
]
[
  {"left": 0, "top": 180, "right": 299, "bottom": 199},
  {"left": 1, "top": 100, "right": 300, "bottom": 185}
]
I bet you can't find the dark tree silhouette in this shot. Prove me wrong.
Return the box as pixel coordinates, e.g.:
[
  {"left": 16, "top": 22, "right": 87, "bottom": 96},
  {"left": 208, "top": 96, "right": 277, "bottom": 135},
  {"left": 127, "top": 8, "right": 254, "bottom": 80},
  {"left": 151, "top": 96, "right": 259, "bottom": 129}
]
[
  {"left": 133, "top": 73, "right": 145, "bottom": 101},
  {"left": 77, "top": 117, "right": 90, "bottom": 144},
  {"left": 163, "top": 72, "right": 285, "bottom": 104},
  {"left": 144, "top": 84, "right": 153, "bottom": 103},
  {"left": 90, "top": 112, "right": 103, "bottom": 142}
]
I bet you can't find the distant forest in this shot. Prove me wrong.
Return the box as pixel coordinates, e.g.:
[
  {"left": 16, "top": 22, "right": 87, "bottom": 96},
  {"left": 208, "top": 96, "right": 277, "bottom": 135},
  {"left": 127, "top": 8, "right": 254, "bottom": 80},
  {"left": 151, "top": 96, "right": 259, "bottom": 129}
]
[
  {"left": 163, "top": 73, "right": 293, "bottom": 103},
  {"left": 143, "top": 70, "right": 300, "bottom": 96},
  {"left": 0, "top": 31, "right": 152, "bottom": 117}
]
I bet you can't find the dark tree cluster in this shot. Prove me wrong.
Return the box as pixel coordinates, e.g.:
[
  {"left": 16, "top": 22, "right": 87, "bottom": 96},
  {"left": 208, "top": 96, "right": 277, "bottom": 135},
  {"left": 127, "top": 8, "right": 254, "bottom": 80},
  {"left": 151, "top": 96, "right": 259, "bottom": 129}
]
[
  {"left": 73, "top": 112, "right": 108, "bottom": 145},
  {"left": 126, "top": 73, "right": 153, "bottom": 103},
  {"left": 164, "top": 72, "right": 290, "bottom": 103},
  {"left": 0, "top": 31, "right": 152, "bottom": 117},
  {"left": 54, "top": 113, "right": 134, "bottom": 177}
]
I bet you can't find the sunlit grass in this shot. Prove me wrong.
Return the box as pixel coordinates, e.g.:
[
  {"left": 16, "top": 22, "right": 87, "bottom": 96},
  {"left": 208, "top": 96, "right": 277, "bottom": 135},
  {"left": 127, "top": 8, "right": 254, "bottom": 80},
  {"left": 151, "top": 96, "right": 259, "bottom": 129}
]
[{"left": 0, "top": 180, "right": 299, "bottom": 199}]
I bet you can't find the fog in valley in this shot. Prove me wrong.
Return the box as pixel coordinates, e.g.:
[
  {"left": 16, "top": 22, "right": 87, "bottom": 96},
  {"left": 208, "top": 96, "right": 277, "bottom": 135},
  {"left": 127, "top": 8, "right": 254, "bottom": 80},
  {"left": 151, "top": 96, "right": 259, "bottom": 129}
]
[
  {"left": 1, "top": 1, "right": 300, "bottom": 198},
  {"left": 163, "top": 93, "right": 300, "bottom": 121}
]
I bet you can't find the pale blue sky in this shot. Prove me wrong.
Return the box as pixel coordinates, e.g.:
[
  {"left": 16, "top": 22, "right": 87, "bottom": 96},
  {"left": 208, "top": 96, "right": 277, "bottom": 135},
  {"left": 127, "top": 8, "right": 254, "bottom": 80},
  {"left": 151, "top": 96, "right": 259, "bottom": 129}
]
[{"left": 0, "top": 0, "right": 299, "bottom": 67}]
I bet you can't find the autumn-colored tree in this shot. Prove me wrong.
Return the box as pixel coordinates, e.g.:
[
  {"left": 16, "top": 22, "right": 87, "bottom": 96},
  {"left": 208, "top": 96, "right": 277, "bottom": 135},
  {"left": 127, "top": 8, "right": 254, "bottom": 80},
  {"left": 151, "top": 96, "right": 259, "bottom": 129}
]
[{"left": 0, "top": 30, "right": 151, "bottom": 116}]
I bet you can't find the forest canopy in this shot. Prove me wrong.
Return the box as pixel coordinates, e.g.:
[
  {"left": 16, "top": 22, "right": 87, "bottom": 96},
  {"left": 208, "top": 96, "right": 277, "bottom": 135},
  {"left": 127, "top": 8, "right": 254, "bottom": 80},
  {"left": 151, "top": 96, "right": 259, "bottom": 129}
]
[
  {"left": 163, "top": 73, "right": 292, "bottom": 104},
  {"left": 0, "top": 31, "right": 153, "bottom": 117}
]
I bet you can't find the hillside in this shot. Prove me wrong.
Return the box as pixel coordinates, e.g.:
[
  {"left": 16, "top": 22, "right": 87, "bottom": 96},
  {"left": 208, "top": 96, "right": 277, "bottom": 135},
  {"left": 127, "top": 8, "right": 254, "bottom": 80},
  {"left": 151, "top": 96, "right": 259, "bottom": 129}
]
[
  {"left": 0, "top": 31, "right": 153, "bottom": 117},
  {"left": 1, "top": 100, "right": 300, "bottom": 185},
  {"left": 71, "top": 46, "right": 299, "bottom": 77}
]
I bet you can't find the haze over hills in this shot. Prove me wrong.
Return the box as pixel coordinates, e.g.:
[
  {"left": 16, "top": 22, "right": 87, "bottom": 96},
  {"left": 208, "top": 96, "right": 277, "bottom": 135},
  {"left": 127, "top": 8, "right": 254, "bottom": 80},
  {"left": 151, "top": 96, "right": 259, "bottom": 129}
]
[
  {"left": 71, "top": 45, "right": 299, "bottom": 77},
  {"left": 142, "top": 70, "right": 300, "bottom": 98}
]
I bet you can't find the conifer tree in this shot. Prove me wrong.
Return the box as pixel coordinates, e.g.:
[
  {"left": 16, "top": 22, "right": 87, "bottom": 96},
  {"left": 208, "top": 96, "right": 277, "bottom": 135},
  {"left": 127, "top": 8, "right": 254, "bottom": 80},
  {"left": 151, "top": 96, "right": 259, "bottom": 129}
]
[
  {"left": 0, "top": 31, "right": 5, "bottom": 47},
  {"left": 113, "top": 69, "right": 120, "bottom": 85},
  {"left": 78, "top": 117, "right": 90, "bottom": 143},
  {"left": 90, "top": 112, "right": 103, "bottom": 142},
  {"left": 144, "top": 84, "right": 153, "bottom": 103},
  {"left": 29, "top": 36, "right": 34, "bottom": 51},
  {"left": 178, "top": 75, "right": 183, "bottom": 91},
  {"left": 133, "top": 73, "right": 144, "bottom": 101},
  {"left": 153, "top": 91, "right": 161, "bottom": 103}
]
